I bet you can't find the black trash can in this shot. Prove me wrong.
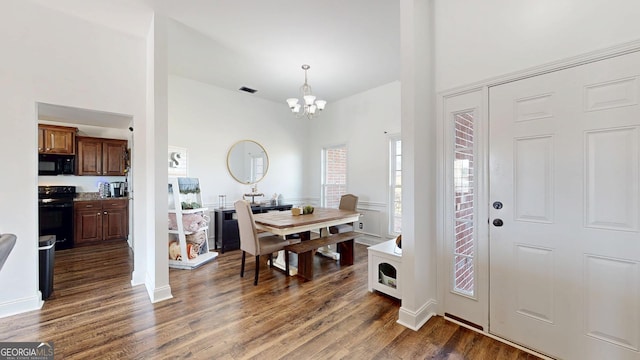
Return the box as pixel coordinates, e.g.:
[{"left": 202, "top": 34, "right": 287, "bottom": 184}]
[{"left": 38, "top": 235, "right": 56, "bottom": 300}]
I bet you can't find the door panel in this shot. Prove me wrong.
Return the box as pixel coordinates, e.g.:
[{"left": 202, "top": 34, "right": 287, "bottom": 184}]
[
  {"left": 103, "top": 140, "right": 126, "bottom": 176},
  {"left": 77, "top": 138, "right": 102, "bottom": 175},
  {"left": 489, "top": 51, "right": 640, "bottom": 359},
  {"left": 442, "top": 89, "right": 487, "bottom": 328}
]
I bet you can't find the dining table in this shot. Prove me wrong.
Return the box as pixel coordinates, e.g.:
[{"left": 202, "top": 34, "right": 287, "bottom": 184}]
[{"left": 252, "top": 207, "right": 361, "bottom": 275}]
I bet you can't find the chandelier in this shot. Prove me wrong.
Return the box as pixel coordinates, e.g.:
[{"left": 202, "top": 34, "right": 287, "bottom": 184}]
[{"left": 286, "top": 64, "right": 327, "bottom": 119}]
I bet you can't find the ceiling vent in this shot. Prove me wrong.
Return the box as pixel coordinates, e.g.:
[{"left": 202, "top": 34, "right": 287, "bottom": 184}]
[{"left": 239, "top": 86, "right": 257, "bottom": 94}]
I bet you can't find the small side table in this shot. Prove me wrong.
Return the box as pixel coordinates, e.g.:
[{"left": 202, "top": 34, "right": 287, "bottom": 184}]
[{"left": 368, "top": 239, "right": 402, "bottom": 299}]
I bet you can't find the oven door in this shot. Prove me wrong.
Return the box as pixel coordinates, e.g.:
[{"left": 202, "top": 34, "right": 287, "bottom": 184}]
[{"left": 38, "top": 201, "right": 74, "bottom": 250}]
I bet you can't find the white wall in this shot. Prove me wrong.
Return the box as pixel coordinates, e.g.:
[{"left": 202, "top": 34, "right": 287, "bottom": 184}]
[
  {"left": 434, "top": 0, "right": 640, "bottom": 91},
  {"left": 169, "top": 76, "right": 401, "bottom": 239},
  {"left": 307, "top": 81, "right": 401, "bottom": 238},
  {"left": 168, "top": 75, "right": 308, "bottom": 207},
  {"left": 0, "top": 0, "right": 147, "bottom": 317}
]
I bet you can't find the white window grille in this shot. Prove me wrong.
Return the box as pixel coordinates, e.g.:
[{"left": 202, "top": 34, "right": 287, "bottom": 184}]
[
  {"left": 322, "top": 145, "right": 347, "bottom": 208},
  {"left": 453, "top": 111, "right": 475, "bottom": 297}
]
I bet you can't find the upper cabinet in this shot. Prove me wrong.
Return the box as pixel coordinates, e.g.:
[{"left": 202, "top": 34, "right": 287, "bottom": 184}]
[
  {"left": 76, "top": 136, "right": 128, "bottom": 176},
  {"left": 38, "top": 124, "right": 77, "bottom": 155}
]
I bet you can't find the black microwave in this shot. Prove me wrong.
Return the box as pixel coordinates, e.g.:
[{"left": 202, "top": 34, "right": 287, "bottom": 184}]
[{"left": 38, "top": 154, "right": 75, "bottom": 176}]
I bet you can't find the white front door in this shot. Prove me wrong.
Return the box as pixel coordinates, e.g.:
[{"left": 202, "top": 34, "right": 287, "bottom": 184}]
[{"left": 489, "top": 51, "right": 640, "bottom": 359}]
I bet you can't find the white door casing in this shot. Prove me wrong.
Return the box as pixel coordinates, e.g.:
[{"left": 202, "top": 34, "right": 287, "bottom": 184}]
[{"left": 489, "top": 51, "right": 640, "bottom": 359}]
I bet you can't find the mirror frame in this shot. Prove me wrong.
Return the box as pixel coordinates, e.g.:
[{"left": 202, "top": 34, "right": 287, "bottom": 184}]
[{"left": 226, "top": 140, "right": 269, "bottom": 184}]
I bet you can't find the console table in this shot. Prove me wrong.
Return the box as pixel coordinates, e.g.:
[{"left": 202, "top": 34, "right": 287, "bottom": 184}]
[{"left": 213, "top": 203, "right": 293, "bottom": 253}]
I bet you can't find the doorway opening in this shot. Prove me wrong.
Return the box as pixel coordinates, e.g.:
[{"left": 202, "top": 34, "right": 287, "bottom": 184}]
[{"left": 36, "top": 102, "right": 134, "bottom": 302}]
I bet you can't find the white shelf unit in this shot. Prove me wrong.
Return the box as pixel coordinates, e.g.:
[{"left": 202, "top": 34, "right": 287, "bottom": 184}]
[
  {"left": 368, "top": 239, "right": 402, "bottom": 299},
  {"left": 168, "top": 177, "right": 218, "bottom": 269}
]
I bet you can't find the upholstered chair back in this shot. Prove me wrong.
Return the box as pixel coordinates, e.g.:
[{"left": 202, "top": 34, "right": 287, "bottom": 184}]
[
  {"left": 339, "top": 194, "right": 358, "bottom": 211},
  {"left": 235, "top": 200, "right": 258, "bottom": 255}
]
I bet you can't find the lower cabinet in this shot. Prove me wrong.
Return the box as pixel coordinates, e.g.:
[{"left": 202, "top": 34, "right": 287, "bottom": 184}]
[
  {"left": 368, "top": 239, "right": 402, "bottom": 300},
  {"left": 214, "top": 204, "right": 292, "bottom": 253},
  {"left": 75, "top": 199, "right": 129, "bottom": 245}
]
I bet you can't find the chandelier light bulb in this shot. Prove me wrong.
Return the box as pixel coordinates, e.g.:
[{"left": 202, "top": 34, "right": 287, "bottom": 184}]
[
  {"left": 286, "top": 98, "right": 299, "bottom": 109},
  {"left": 304, "top": 95, "right": 316, "bottom": 105},
  {"left": 285, "top": 64, "right": 327, "bottom": 119}
]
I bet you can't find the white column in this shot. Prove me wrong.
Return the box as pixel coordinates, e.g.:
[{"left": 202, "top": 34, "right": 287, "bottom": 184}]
[
  {"left": 143, "top": 14, "right": 173, "bottom": 303},
  {"left": 397, "top": 0, "right": 438, "bottom": 330}
]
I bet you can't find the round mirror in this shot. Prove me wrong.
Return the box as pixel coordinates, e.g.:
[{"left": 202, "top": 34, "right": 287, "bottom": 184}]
[{"left": 226, "top": 140, "right": 269, "bottom": 184}]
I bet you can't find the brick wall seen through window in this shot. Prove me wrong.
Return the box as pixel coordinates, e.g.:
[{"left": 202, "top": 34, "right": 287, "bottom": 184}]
[{"left": 322, "top": 145, "right": 347, "bottom": 208}]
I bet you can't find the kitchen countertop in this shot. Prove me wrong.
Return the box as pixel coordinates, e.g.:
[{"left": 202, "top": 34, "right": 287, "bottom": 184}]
[{"left": 75, "top": 192, "right": 129, "bottom": 201}]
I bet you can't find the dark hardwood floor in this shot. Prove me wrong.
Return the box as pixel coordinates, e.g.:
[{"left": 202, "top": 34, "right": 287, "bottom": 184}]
[{"left": 0, "top": 241, "right": 542, "bottom": 359}]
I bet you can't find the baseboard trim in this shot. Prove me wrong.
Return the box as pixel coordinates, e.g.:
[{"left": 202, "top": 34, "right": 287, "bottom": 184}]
[
  {"left": 355, "top": 234, "right": 386, "bottom": 246},
  {"left": 397, "top": 298, "right": 437, "bottom": 330},
  {"left": 0, "top": 293, "right": 43, "bottom": 319},
  {"left": 130, "top": 269, "right": 145, "bottom": 287},
  {"left": 150, "top": 285, "right": 173, "bottom": 303},
  {"left": 145, "top": 274, "right": 173, "bottom": 303}
]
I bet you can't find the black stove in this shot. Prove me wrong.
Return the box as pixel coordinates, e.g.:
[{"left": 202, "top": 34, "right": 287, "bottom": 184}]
[
  {"left": 38, "top": 186, "right": 76, "bottom": 250},
  {"left": 39, "top": 185, "right": 76, "bottom": 200}
]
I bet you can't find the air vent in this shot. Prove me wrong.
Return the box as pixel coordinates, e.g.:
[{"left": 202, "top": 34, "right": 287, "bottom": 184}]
[{"left": 239, "top": 86, "right": 257, "bottom": 94}]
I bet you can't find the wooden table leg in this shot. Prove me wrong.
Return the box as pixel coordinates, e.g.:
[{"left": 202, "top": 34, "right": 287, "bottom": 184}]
[
  {"left": 297, "top": 251, "right": 314, "bottom": 280},
  {"left": 338, "top": 239, "right": 354, "bottom": 266}
]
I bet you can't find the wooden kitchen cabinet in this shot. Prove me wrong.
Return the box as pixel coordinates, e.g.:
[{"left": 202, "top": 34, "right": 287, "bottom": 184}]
[
  {"left": 102, "top": 200, "right": 128, "bottom": 240},
  {"left": 76, "top": 136, "right": 128, "bottom": 176},
  {"left": 75, "top": 199, "right": 128, "bottom": 245},
  {"left": 38, "top": 124, "right": 77, "bottom": 154}
]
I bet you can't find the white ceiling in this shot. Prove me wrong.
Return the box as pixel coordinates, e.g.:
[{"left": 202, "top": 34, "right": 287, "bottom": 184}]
[{"left": 29, "top": 0, "right": 400, "bottom": 107}]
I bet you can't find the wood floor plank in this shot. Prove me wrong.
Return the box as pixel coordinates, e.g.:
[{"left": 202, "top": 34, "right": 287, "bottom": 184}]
[{"left": 0, "top": 241, "right": 543, "bottom": 359}]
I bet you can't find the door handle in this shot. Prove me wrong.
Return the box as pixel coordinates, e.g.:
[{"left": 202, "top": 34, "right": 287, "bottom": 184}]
[{"left": 493, "top": 219, "right": 504, "bottom": 227}]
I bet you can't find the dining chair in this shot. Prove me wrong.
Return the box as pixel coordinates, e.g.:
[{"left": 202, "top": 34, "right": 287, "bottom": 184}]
[
  {"left": 329, "top": 194, "right": 359, "bottom": 234},
  {"left": 234, "top": 200, "right": 295, "bottom": 285},
  {"left": 0, "top": 233, "right": 17, "bottom": 272}
]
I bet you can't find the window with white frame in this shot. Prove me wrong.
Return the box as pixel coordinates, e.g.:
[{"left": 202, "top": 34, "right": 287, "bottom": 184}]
[
  {"left": 389, "top": 135, "right": 402, "bottom": 235},
  {"left": 322, "top": 145, "right": 347, "bottom": 208}
]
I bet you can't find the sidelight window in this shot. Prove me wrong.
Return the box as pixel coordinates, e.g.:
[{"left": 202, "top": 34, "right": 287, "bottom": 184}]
[
  {"left": 452, "top": 111, "right": 475, "bottom": 297},
  {"left": 389, "top": 135, "right": 402, "bottom": 235}
]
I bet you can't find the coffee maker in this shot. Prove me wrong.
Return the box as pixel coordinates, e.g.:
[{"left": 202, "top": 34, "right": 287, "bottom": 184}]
[{"left": 111, "top": 182, "right": 126, "bottom": 197}]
